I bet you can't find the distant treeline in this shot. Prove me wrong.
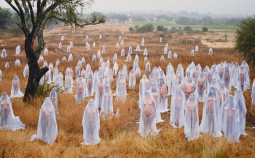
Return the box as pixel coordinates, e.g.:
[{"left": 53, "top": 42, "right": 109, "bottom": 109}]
[{"left": 104, "top": 13, "right": 244, "bottom": 27}]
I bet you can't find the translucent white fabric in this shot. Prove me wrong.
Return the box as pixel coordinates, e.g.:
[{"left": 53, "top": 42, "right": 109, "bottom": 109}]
[
  {"left": 65, "top": 74, "right": 73, "bottom": 93},
  {"left": 238, "top": 66, "right": 250, "bottom": 92},
  {"left": 191, "top": 49, "right": 195, "bottom": 56},
  {"left": 1, "top": 48, "right": 7, "bottom": 58},
  {"left": 45, "top": 70, "right": 52, "bottom": 84},
  {"left": 92, "top": 54, "right": 96, "bottom": 61},
  {"left": 82, "top": 57, "right": 86, "bottom": 63},
  {"left": 81, "top": 99, "right": 100, "bottom": 145},
  {"left": 16, "top": 45, "right": 20, "bottom": 55},
  {"left": 22, "top": 64, "right": 29, "bottom": 78},
  {"left": 183, "top": 77, "right": 196, "bottom": 100},
  {"left": 59, "top": 42, "right": 62, "bottom": 49},
  {"left": 223, "top": 67, "right": 231, "bottom": 90},
  {"left": 49, "top": 88, "right": 59, "bottom": 116},
  {"left": 195, "top": 45, "right": 199, "bottom": 52},
  {"left": 128, "top": 46, "right": 133, "bottom": 54},
  {"left": 251, "top": 79, "right": 255, "bottom": 110},
  {"left": 66, "top": 45, "right": 71, "bottom": 53},
  {"left": 166, "top": 63, "right": 175, "bottom": 96},
  {"left": 200, "top": 87, "right": 222, "bottom": 137},
  {"left": 75, "top": 77, "right": 86, "bottom": 104},
  {"left": 120, "top": 39, "right": 124, "bottom": 45},
  {"left": 61, "top": 36, "right": 64, "bottom": 41},
  {"left": 53, "top": 67, "right": 59, "bottom": 82},
  {"left": 10, "top": 75, "right": 24, "bottom": 98},
  {"left": 139, "top": 75, "right": 150, "bottom": 108},
  {"left": 30, "top": 97, "right": 58, "bottom": 144},
  {"left": 164, "top": 46, "right": 168, "bottom": 55},
  {"left": 121, "top": 48, "right": 125, "bottom": 56},
  {"left": 158, "top": 78, "right": 168, "bottom": 112},
  {"left": 159, "top": 37, "right": 162, "bottom": 43},
  {"left": 93, "top": 41, "right": 96, "bottom": 47},
  {"left": 55, "top": 59, "right": 60, "bottom": 67},
  {"left": 101, "top": 83, "right": 114, "bottom": 116},
  {"left": 125, "top": 53, "right": 131, "bottom": 62},
  {"left": 168, "top": 50, "right": 172, "bottom": 58},
  {"left": 209, "top": 48, "right": 213, "bottom": 55},
  {"left": 184, "top": 93, "right": 200, "bottom": 141},
  {"left": 86, "top": 35, "right": 88, "bottom": 40},
  {"left": 97, "top": 50, "right": 101, "bottom": 58},
  {"left": 113, "top": 53, "right": 117, "bottom": 64},
  {"left": 102, "top": 46, "right": 106, "bottom": 53},
  {"left": 0, "top": 92, "right": 25, "bottom": 130},
  {"left": 0, "top": 70, "right": 2, "bottom": 81},
  {"left": 144, "top": 56, "right": 148, "bottom": 62},
  {"left": 70, "top": 41, "right": 73, "bottom": 48},
  {"left": 173, "top": 53, "right": 177, "bottom": 59},
  {"left": 222, "top": 95, "right": 240, "bottom": 142},
  {"left": 116, "top": 72, "right": 127, "bottom": 100},
  {"left": 135, "top": 45, "right": 142, "bottom": 51},
  {"left": 138, "top": 91, "right": 159, "bottom": 137},
  {"left": 113, "top": 62, "right": 119, "bottom": 76},
  {"left": 62, "top": 56, "right": 67, "bottom": 62},
  {"left": 195, "top": 74, "right": 206, "bottom": 102},
  {"left": 160, "top": 55, "right": 165, "bottom": 61},
  {"left": 49, "top": 62, "right": 53, "bottom": 71},
  {"left": 150, "top": 83, "right": 163, "bottom": 123},
  {"left": 99, "top": 34, "right": 102, "bottom": 40},
  {"left": 129, "top": 69, "right": 136, "bottom": 89},
  {"left": 145, "top": 61, "right": 151, "bottom": 73},
  {"left": 86, "top": 72, "right": 94, "bottom": 96},
  {"left": 143, "top": 48, "right": 148, "bottom": 56},
  {"left": 95, "top": 77, "right": 104, "bottom": 108},
  {"left": 54, "top": 72, "right": 64, "bottom": 90},
  {"left": 170, "top": 87, "right": 185, "bottom": 128},
  {"left": 116, "top": 42, "right": 120, "bottom": 49},
  {"left": 234, "top": 89, "right": 247, "bottom": 136},
  {"left": 141, "top": 38, "right": 145, "bottom": 47},
  {"left": 68, "top": 53, "right": 73, "bottom": 62},
  {"left": 38, "top": 55, "right": 44, "bottom": 64}
]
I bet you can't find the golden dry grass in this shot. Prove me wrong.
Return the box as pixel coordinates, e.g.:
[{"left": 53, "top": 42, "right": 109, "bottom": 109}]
[{"left": 0, "top": 24, "right": 255, "bottom": 157}]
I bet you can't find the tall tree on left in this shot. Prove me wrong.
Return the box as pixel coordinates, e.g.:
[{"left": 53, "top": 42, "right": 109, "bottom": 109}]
[{"left": 4, "top": 0, "right": 105, "bottom": 102}]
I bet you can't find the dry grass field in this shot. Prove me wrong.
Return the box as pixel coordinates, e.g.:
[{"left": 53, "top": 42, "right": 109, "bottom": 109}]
[{"left": 0, "top": 24, "right": 255, "bottom": 158}]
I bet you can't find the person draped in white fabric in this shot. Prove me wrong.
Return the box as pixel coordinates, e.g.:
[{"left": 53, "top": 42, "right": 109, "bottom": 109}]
[
  {"left": 184, "top": 93, "right": 200, "bottom": 141},
  {"left": 10, "top": 75, "right": 24, "bottom": 98},
  {"left": 75, "top": 77, "right": 86, "bottom": 104},
  {"left": 81, "top": 99, "right": 100, "bottom": 145},
  {"left": 0, "top": 92, "right": 25, "bottom": 130},
  {"left": 138, "top": 90, "right": 159, "bottom": 137},
  {"left": 30, "top": 97, "right": 58, "bottom": 144},
  {"left": 150, "top": 83, "right": 163, "bottom": 123}
]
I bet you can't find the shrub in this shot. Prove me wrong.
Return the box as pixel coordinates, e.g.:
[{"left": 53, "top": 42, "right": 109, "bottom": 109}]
[
  {"left": 184, "top": 26, "right": 192, "bottom": 34},
  {"left": 36, "top": 82, "right": 55, "bottom": 97},
  {"left": 170, "top": 27, "right": 177, "bottom": 33},
  {"left": 202, "top": 27, "right": 208, "bottom": 32},
  {"left": 129, "top": 27, "right": 134, "bottom": 32},
  {"left": 157, "top": 25, "right": 166, "bottom": 32}
]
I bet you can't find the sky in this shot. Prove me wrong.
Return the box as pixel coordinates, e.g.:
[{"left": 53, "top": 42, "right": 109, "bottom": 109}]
[{"left": 1, "top": 0, "right": 255, "bottom": 16}]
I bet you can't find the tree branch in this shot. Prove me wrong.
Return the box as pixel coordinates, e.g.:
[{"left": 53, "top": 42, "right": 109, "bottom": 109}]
[
  {"left": 5, "top": 0, "right": 20, "bottom": 14},
  {"left": 26, "top": 0, "right": 35, "bottom": 26}
]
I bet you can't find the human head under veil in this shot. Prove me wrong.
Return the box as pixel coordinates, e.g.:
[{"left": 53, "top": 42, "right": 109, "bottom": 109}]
[
  {"left": 0, "top": 92, "right": 25, "bottom": 130},
  {"left": 49, "top": 88, "right": 59, "bottom": 116},
  {"left": 81, "top": 99, "right": 100, "bottom": 145},
  {"left": 199, "top": 87, "right": 222, "bottom": 137},
  {"left": 184, "top": 93, "right": 200, "bottom": 141},
  {"left": 138, "top": 90, "right": 159, "bottom": 137},
  {"left": 10, "top": 75, "right": 24, "bottom": 98},
  {"left": 30, "top": 97, "right": 58, "bottom": 144},
  {"left": 222, "top": 95, "right": 241, "bottom": 142}
]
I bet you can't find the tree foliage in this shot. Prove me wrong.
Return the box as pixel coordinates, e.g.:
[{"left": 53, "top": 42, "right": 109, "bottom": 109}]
[
  {"left": 235, "top": 16, "right": 255, "bottom": 67},
  {"left": 0, "top": 7, "right": 12, "bottom": 28}
]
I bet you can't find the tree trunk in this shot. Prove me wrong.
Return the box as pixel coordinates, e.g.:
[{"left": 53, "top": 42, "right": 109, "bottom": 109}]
[{"left": 23, "top": 36, "right": 48, "bottom": 102}]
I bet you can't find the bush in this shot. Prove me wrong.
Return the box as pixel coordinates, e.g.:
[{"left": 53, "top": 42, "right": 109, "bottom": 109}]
[
  {"left": 202, "top": 27, "right": 208, "bottom": 32},
  {"left": 157, "top": 25, "right": 166, "bottom": 32},
  {"left": 0, "top": 7, "right": 12, "bottom": 28},
  {"left": 129, "top": 27, "right": 134, "bottom": 32},
  {"left": 131, "top": 24, "right": 155, "bottom": 33},
  {"left": 184, "top": 26, "right": 192, "bottom": 34},
  {"left": 235, "top": 16, "right": 255, "bottom": 67},
  {"left": 170, "top": 27, "right": 177, "bottom": 33},
  {"left": 36, "top": 82, "right": 55, "bottom": 97},
  {"left": 178, "top": 28, "right": 184, "bottom": 35}
]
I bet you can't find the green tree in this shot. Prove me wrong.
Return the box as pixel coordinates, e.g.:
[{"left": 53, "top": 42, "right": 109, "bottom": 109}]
[
  {"left": 235, "top": 16, "right": 255, "bottom": 67},
  {"left": 0, "top": 7, "right": 12, "bottom": 28},
  {"left": 184, "top": 26, "right": 192, "bottom": 34},
  {"left": 202, "top": 27, "right": 208, "bottom": 32},
  {"left": 156, "top": 25, "right": 165, "bottom": 32},
  {"left": 5, "top": 0, "right": 105, "bottom": 102}
]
